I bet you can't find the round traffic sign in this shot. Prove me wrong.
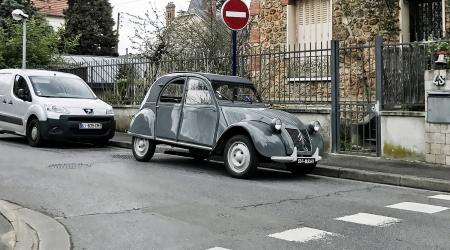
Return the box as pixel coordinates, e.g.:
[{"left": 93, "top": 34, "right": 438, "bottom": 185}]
[{"left": 221, "top": 0, "right": 250, "bottom": 31}]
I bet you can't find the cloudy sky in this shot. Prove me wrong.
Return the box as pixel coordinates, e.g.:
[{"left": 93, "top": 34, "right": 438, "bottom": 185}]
[{"left": 109, "top": 0, "right": 191, "bottom": 55}]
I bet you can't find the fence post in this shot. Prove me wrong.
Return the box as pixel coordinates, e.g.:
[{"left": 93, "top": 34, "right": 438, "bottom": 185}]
[
  {"left": 375, "top": 35, "right": 384, "bottom": 157},
  {"left": 331, "top": 40, "right": 340, "bottom": 153}
]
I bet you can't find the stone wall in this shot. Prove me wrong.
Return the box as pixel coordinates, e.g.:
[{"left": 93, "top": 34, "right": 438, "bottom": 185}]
[
  {"left": 446, "top": 0, "right": 450, "bottom": 37},
  {"left": 332, "top": 0, "right": 400, "bottom": 44},
  {"left": 424, "top": 70, "right": 450, "bottom": 167}
]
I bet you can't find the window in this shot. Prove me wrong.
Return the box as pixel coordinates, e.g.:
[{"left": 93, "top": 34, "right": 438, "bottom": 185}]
[
  {"left": 409, "top": 0, "right": 443, "bottom": 41},
  {"left": 29, "top": 76, "right": 95, "bottom": 99},
  {"left": 13, "top": 75, "right": 31, "bottom": 101},
  {"left": 159, "top": 79, "right": 185, "bottom": 103},
  {"left": 185, "top": 78, "right": 212, "bottom": 105},
  {"left": 287, "top": 0, "right": 331, "bottom": 48},
  {"left": 213, "top": 82, "right": 262, "bottom": 104},
  {"left": 0, "top": 74, "right": 12, "bottom": 95}
]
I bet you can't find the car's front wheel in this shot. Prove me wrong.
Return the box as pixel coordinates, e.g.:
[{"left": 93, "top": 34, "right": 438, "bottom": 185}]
[
  {"left": 132, "top": 137, "right": 156, "bottom": 162},
  {"left": 27, "top": 119, "right": 44, "bottom": 147},
  {"left": 224, "top": 135, "right": 258, "bottom": 178},
  {"left": 287, "top": 163, "right": 316, "bottom": 176}
]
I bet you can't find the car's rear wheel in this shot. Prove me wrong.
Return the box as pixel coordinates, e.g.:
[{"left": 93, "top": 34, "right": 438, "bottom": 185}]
[
  {"left": 27, "top": 119, "right": 44, "bottom": 147},
  {"left": 224, "top": 135, "right": 258, "bottom": 178},
  {"left": 287, "top": 163, "right": 316, "bottom": 176},
  {"left": 132, "top": 137, "right": 156, "bottom": 162}
]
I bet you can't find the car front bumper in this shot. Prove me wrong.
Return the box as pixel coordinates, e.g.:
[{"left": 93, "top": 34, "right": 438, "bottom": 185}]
[
  {"left": 39, "top": 116, "right": 115, "bottom": 142},
  {"left": 271, "top": 147, "right": 322, "bottom": 163}
]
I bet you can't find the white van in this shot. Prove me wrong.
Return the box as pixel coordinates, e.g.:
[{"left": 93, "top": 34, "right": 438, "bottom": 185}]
[{"left": 0, "top": 69, "right": 115, "bottom": 147}]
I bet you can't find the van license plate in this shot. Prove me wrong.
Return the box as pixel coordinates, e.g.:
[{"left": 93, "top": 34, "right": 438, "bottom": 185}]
[
  {"left": 79, "top": 123, "right": 102, "bottom": 129},
  {"left": 297, "top": 158, "right": 315, "bottom": 164}
]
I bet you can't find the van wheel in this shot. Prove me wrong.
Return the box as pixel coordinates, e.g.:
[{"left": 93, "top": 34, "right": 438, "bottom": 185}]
[
  {"left": 132, "top": 137, "right": 156, "bottom": 162},
  {"left": 224, "top": 135, "right": 258, "bottom": 179},
  {"left": 27, "top": 119, "right": 44, "bottom": 147}
]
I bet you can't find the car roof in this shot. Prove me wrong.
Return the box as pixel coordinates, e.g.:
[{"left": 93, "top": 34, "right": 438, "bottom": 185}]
[
  {"left": 0, "top": 69, "right": 79, "bottom": 78},
  {"left": 165, "top": 72, "right": 253, "bottom": 85}
]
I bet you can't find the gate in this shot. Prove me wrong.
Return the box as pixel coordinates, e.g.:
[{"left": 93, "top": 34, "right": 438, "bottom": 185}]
[{"left": 331, "top": 37, "right": 383, "bottom": 156}]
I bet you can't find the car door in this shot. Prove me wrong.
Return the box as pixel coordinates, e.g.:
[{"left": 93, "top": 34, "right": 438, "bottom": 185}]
[
  {"left": 156, "top": 78, "right": 186, "bottom": 141},
  {"left": 178, "top": 77, "right": 219, "bottom": 147},
  {"left": 0, "top": 73, "right": 14, "bottom": 131},
  {"left": 5, "top": 75, "right": 32, "bottom": 133}
]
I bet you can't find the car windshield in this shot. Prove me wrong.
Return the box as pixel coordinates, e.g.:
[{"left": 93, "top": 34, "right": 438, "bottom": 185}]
[
  {"left": 29, "top": 76, "right": 96, "bottom": 99},
  {"left": 212, "top": 81, "right": 262, "bottom": 104}
]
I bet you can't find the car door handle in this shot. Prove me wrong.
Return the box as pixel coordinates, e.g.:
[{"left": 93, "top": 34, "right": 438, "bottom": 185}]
[
  {"left": 8, "top": 101, "right": 13, "bottom": 105},
  {"left": 2, "top": 100, "right": 6, "bottom": 104}
]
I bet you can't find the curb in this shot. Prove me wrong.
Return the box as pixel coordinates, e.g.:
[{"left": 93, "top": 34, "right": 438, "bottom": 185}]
[
  {"left": 108, "top": 140, "right": 450, "bottom": 193},
  {"left": 314, "top": 165, "right": 450, "bottom": 193},
  {"left": 0, "top": 200, "right": 71, "bottom": 250}
]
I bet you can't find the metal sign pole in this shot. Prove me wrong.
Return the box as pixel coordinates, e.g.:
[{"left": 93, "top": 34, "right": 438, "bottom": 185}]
[{"left": 232, "top": 30, "right": 237, "bottom": 76}]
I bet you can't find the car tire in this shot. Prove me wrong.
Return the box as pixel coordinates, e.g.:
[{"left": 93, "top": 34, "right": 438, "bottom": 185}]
[
  {"left": 189, "top": 148, "right": 209, "bottom": 161},
  {"left": 27, "top": 119, "right": 44, "bottom": 147},
  {"left": 132, "top": 136, "right": 156, "bottom": 162},
  {"left": 287, "top": 163, "right": 317, "bottom": 176},
  {"left": 224, "top": 135, "right": 258, "bottom": 178}
]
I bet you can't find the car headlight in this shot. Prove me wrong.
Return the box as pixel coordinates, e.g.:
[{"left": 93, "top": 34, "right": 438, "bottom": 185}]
[
  {"left": 106, "top": 108, "right": 114, "bottom": 115},
  {"left": 45, "top": 104, "right": 70, "bottom": 114},
  {"left": 309, "top": 121, "right": 321, "bottom": 133},
  {"left": 271, "top": 118, "right": 282, "bottom": 132}
]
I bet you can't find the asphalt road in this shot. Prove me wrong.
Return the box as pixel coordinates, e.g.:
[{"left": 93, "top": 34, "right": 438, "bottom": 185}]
[{"left": 0, "top": 134, "right": 449, "bottom": 250}]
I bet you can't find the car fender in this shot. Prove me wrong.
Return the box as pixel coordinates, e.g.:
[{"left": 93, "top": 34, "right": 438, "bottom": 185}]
[
  {"left": 214, "top": 120, "right": 292, "bottom": 158},
  {"left": 309, "top": 131, "right": 324, "bottom": 156},
  {"left": 24, "top": 104, "right": 46, "bottom": 125},
  {"left": 128, "top": 108, "right": 156, "bottom": 139}
]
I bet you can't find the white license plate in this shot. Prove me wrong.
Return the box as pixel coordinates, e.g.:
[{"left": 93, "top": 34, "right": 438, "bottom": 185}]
[
  {"left": 297, "top": 158, "right": 315, "bottom": 164},
  {"left": 79, "top": 123, "right": 102, "bottom": 129}
]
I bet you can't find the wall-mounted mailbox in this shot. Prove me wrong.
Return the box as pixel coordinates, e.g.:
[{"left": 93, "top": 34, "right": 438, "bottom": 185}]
[{"left": 427, "top": 91, "right": 450, "bottom": 123}]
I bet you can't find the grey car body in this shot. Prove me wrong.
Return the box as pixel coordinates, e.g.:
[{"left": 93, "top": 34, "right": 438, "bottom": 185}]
[{"left": 128, "top": 72, "right": 324, "bottom": 178}]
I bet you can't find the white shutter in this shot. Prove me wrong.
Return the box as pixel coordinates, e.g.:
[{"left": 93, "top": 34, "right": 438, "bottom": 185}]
[{"left": 297, "top": 0, "right": 331, "bottom": 47}]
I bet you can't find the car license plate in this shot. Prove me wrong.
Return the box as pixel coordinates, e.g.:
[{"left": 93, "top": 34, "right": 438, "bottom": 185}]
[
  {"left": 297, "top": 158, "right": 315, "bottom": 164},
  {"left": 79, "top": 123, "right": 102, "bottom": 129}
]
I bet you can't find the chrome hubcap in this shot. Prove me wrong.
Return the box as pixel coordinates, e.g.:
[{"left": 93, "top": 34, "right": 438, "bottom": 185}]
[
  {"left": 227, "top": 142, "right": 250, "bottom": 173},
  {"left": 31, "top": 126, "right": 38, "bottom": 141},
  {"left": 134, "top": 138, "right": 149, "bottom": 157}
]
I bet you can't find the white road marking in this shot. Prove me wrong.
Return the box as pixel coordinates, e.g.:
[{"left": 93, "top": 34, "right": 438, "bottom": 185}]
[
  {"left": 335, "top": 213, "right": 401, "bottom": 227},
  {"left": 268, "top": 227, "right": 336, "bottom": 243},
  {"left": 207, "top": 248, "right": 230, "bottom": 250},
  {"left": 429, "top": 194, "right": 450, "bottom": 201},
  {"left": 386, "top": 202, "right": 449, "bottom": 214},
  {"left": 225, "top": 11, "right": 247, "bottom": 18}
]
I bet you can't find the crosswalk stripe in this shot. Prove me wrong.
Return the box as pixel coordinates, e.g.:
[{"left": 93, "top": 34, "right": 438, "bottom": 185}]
[
  {"left": 268, "top": 227, "right": 337, "bottom": 243},
  {"left": 429, "top": 194, "right": 450, "bottom": 201},
  {"left": 335, "top": 213, "right": 401, "bottom": 227},
  {"left": 386, "top": 202, "right": 449, "bottom": 214}
]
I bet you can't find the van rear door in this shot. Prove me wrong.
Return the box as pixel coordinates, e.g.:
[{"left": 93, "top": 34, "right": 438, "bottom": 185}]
[{"left": 0, "top": 73, "right": 14, "bottom": 131}]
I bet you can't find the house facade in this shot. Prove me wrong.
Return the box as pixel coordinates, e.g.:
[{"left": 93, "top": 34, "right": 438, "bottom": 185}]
[
  {"left": 249, "top": 0, "right": 450, "bottom": 48},
  {"left": 31, "top": 0, "right": 67, "bottom": 29}
]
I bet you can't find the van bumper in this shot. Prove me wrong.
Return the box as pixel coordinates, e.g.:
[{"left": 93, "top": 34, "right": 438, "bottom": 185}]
[{"left": 39, "top": 116, "right": 115, "bottom": 142}]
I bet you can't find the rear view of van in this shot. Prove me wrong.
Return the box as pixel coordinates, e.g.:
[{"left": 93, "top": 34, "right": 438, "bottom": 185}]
[{"left": 0, "top": 69, "right": 115, "bottom": 147}]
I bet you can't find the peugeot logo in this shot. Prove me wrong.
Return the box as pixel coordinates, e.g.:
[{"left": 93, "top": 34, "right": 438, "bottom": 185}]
[{"left": 83, "top": 108, "right": 94, "bottom": 115}]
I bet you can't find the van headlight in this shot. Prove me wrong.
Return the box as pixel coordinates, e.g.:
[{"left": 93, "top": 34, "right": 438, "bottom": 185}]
[
  {"left": 106, "top": 108, "right": 114, "bottom": 115},
  {"left": 271, "top": 118, "right": 282, "bottom": 132},
  {"left": 309, "top": 121, "right": 321, "bottom": 133},
  {"left": 45, "top": 104, "right": 70, "bottom": 114}
]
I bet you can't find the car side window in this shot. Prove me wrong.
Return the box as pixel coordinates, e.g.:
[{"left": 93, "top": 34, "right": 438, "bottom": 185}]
[
  {"left": 185, "top": 78, "right": 212, "bottom": 105},
  {"left": 13, "top": 75, "right": 31, "bottom": 101},
  {"left": 159, "top": 79, "right": 185, "bottom": 104}
]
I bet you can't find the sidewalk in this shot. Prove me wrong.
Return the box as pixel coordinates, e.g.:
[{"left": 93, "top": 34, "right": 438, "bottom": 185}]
[
  {"left": 0, "top": 200, "right": 71, "bottom": 250},
  {"left": 110, "top": 132, "right": 450, "bottom": 193}
]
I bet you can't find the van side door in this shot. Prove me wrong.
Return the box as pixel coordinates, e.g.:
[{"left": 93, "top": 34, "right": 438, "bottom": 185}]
[{"left": 5, "top": 75, "right": 33, "bottom": 134}]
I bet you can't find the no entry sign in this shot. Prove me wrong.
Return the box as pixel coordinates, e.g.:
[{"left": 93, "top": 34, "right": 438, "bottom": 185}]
[{"left": 221, "top": 0, "right": 250, "bottom": 31}]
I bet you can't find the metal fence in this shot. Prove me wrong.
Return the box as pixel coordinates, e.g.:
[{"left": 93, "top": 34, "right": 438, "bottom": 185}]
[{"left": 42, "top": 38, "right": 450, "bottom": 109}]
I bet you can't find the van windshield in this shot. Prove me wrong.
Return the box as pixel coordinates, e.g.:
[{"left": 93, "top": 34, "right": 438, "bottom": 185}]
[{"left": 29, "top": 76, "right": 96, "bottom": 99}]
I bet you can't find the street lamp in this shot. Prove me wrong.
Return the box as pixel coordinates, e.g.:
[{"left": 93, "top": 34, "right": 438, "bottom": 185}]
[{"left": 11, "top": 9, "right": 29, "bottom": 69}]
